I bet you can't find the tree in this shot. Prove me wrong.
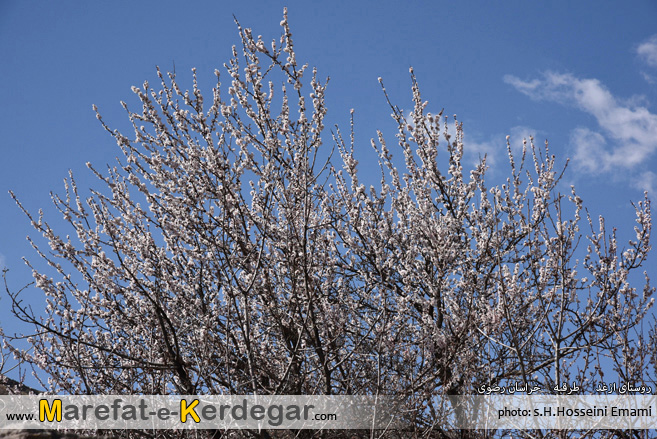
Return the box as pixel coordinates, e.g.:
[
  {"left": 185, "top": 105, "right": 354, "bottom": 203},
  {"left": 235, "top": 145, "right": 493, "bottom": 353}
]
[{"left": 3, "top": 8, "right": 655, "bottom": 439}]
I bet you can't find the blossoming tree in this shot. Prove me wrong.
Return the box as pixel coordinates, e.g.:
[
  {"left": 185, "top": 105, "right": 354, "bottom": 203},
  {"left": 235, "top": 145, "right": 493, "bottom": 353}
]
[{"left": 3, "top": 9, "right": 655, "bottom": 439}]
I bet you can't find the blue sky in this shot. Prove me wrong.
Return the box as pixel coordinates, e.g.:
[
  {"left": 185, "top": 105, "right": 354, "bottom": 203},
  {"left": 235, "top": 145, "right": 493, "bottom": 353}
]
[{"left": 1, "top": 1, "right": 657, "bottom": 383}]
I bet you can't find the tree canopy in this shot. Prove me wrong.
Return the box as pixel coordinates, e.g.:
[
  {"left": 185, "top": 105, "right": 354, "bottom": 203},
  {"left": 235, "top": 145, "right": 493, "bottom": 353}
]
[{"left": 3, "top": 9, "right": 655, "bottom": 439}]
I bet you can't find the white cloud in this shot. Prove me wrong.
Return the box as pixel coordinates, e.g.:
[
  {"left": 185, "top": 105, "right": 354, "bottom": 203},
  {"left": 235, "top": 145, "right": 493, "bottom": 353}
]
[
  {"left": 508, "top": 126, "right": 540, "bottom": 155},
  {"left": 569, "top": 127, "right": 608, "bottom": 173},
  {"left": 641, "top": 71, "right": 656, "bottom": 85},
  {"left": 463, "top": 125, "right": 539, "bottom": 170},
  {"left": 637, "top": 35, "right": 657, "bottom": 68},
  {"left": 504, "top": 72, "right": 657, "bottom": 173},
  {"left": 502, "top": 76, "right": 543, "bottom": 97},
  {"left": 464, "top": 137, "right": 499, "bottom": 167},
  {"left": 632, "top": 171, "right": 656, "bottom": 194}
]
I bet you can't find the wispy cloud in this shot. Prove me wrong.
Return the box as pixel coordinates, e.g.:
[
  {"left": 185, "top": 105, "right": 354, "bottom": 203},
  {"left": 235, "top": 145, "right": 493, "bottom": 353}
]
[
  {"left": 464, "top": 125, "right": 539, "bottom": 170},
  {"left": 508, "top": 125, "right": 540, "bottom": 154},
  {"left": 637, "top": 35, "right": 657, "bottom": 84},
  {"left": 633, "top": 171, "right": 656, "bottom": 194},
  {"left": 503, "top": 71, "right": 657, "bottom": 174},
  {"left": 464, "top": 137, "right": 499, "bottom": 167},
  {"left": 568, "top": 127, "right": 608, "bottom": 173},
  {"left": 641, "top": 72, "right": 656, "bottom": 85},
  {"left": 637, "top": 35, "right": 657, "bottom": 68}
]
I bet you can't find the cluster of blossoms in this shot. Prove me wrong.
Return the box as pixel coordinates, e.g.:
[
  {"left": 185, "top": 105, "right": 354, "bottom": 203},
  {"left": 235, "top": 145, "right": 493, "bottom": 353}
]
[{"left": 4, "top": 9, "right": 655, "bottom": 438}]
